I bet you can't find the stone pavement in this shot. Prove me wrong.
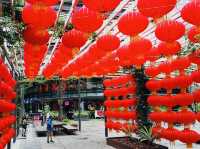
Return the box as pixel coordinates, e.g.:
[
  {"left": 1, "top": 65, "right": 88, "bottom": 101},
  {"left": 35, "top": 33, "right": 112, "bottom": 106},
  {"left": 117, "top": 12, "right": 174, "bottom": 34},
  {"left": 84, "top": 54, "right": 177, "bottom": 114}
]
[{"left": 11, "top": 120, "right": 200, "bottom": 149}]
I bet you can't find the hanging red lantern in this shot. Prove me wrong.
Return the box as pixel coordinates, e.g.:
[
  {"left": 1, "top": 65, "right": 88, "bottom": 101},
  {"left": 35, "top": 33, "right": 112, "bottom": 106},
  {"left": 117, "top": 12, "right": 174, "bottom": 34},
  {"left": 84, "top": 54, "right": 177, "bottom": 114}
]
[
  {"left": 178, "top": 129, "right": 200, "bottom": 147},
  {"left": 129, "top": 38, "right": 152, "bottom": 57},
  {"left": 152, "top": 127, "right": 163, "bottom": 138},
  {"left": 160, "top": 78, "right": 176, "bottom": 90},
  {"left": 22, "top": 5, "right": 56, "bottom": 29},
  {"left": 122, "top": 99, "right": 136, "bottom": 107},
  {"left": 137, "top": 0, "right": 177, "bottom": 19},
  {"left": 148, "top": 95, "right": 162, "bottom": 107},
  {"left": 197, "top": 112, "right": 200, "bottom": 121},
  {"left": 149, "top": 112, "right": 163, "bottom": 122},
  {"left": 26, "top": 0, "right": 59, "bottom": 6},
  {"left": 191, "top": 70, "right": 200, "bottom": 83},
  {"left": 146, "top": 47, "right": 161, "bottom": 62},
  {"left": 193, "top": 89, "right": 200, "bottom": 102},
  {"left": 146, "top": 80, "right": 161, "bottom": 91},
  {"left": 23, "top": 27, "right": 50, "bottom": 45},
  {"left": 96, "top": 35, "right": 120, "bottom": 52},
  {"left": 155, "top": 20, "right": 185, "bottom": 42},
  {"left": 164, "top": 112, "right": 178, "bottom": 123},
  {"left": 171, "top": 57, "right": 191, "bottom": 72},
  {"left": 177, "top": 111, "right": 196, "bottom": 124},
  {"left": 116, "top": 45, "right": 133, "bottom": 67},
  {"left": 158, "top": 62, "right": 173, "bottom": 74},
  {"left": 82, "top": 0, "right": 121, "bottom": 12},
  {"left": 181, "top": 0, "right": 200, "bottom": 26},
  {"left": 189, "top": 50, "right": 200, "bottom": 66},
  {"left": 62, "top": 29, "right": 88, "bottom": 48},
  {"left": 176, "top": 76, "right": 192, "bottom": 89},
  {"left": 157, "top": 41, "right": 181, "bottom": 56},
  {"left": 172, "top": 93, "right": 194, "bottom": 106},
  {"left": 188, "top": 26, "right": 200, "bottom": 43},
  {"left": 118, "top": 12, "right": 149, "bottom": 36},
  {"left": 145, "top": 67, "right": 159, "bottom": 78},
  {"left": 71, "top": 7, "right": 103, "bottom": 33},
  {"left": 162, "top": 128, "right": 179, "bottom": 141}
]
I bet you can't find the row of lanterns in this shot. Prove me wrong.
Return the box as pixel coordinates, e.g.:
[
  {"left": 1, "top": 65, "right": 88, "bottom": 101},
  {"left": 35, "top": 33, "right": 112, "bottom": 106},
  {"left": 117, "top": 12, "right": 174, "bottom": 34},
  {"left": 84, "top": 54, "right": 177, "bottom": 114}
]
[
  {"left": 42, "top": 0, "right": 120, "bottom": 78},
  {"left": 104, "top": 75, "right": 137, "bottom": 133},
  {"left": 0, "top": 57, "right": 16, "bottom": 148},
  {"left": 22, "top": 0, "right": 58, "bottom": 79}
]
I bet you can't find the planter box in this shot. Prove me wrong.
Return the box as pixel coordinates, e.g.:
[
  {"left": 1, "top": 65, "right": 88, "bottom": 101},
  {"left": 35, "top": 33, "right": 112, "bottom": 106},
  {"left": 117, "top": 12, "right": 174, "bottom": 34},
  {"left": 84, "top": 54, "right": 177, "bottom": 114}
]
[{"left": 107, "top": 137, "right": 168, "bottom": 149}]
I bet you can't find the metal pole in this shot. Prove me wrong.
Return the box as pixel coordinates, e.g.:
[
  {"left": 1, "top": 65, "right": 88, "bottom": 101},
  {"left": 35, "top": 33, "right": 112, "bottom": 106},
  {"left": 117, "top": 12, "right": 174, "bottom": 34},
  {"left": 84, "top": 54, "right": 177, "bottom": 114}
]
[
  {"left": 78, "top": 79, "right": 81, "bottom": 131},
  {"left": 7, "top": 142, "right": 11, "bottom": 149}
]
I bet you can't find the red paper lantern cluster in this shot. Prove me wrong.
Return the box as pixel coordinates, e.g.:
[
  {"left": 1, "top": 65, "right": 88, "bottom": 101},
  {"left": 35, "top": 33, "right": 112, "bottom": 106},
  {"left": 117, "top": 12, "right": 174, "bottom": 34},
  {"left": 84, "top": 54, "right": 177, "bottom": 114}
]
[
  {"left": 103, "top": 75, "right": 134, "bottom": 88},
  {"left": 60, "top": 34, "right": 121, "bottom": 78},
  {"left": 104, "top": 76, "right": 137, "bottom": 133},
  {"left": 0, "top": 116, "right": 16, "bottom": 131},
  {"left": 149, "top": 111, "right": 196, "bottom": 124},
  {"left": 0, "top": 59, "right": 17, "bottom": 148},
  {"left": 0, "top": 128, "right": 15, "bottom": 148},
  {"left": 43, "top": 44, "right": 72, "bottom": 78},
  {"left": 153, "top": 127, "right": 200, "bottom": 145},
  {"left": 106, "top": 121, "right": 137, "bottom": 132},
  {"left": 22, "top": 0, "right": 57, "bottom": 79}
]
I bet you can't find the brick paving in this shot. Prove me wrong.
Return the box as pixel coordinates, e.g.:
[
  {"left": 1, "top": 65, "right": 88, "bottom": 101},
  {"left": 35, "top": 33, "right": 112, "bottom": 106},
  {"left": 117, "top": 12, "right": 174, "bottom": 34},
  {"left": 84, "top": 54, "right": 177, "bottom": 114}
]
[{"left": 11, "top": 120, "right": 200, "bottom": 149}]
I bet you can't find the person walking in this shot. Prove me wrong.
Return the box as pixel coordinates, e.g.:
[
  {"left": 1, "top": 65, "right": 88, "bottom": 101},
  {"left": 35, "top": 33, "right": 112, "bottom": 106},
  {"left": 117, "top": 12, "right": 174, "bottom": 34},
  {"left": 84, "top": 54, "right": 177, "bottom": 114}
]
[
  {"left": 47, "top": 115, "right": 54, "bottom": 143},
  {"left": 22, "top": 116, "right": 27, "bottom": 137}
]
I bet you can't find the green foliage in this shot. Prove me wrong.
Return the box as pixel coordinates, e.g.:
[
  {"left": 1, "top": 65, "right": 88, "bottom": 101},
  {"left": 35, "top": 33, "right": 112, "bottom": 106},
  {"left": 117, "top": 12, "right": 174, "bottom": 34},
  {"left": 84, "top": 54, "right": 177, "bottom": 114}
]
[
  {"left": 0, "top": 17, "right": 24, "bottom": 46},
  {"left": 138, "top": 126, "right": 156, "bottom": 144}
]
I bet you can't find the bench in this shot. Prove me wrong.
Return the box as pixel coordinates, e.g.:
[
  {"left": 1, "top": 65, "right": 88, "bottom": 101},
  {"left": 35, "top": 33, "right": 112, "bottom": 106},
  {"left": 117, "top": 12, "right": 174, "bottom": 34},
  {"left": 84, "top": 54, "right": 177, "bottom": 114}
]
[{"left": 62, "top": 125, "right": 78, "bottom": 135}]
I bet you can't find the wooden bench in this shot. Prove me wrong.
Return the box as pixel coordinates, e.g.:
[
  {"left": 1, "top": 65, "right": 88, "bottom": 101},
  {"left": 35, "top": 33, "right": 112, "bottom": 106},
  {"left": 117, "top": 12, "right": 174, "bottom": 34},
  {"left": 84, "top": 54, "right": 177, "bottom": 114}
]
[{"left": 62, "top": 125, "right": 78, "bottom": 134}]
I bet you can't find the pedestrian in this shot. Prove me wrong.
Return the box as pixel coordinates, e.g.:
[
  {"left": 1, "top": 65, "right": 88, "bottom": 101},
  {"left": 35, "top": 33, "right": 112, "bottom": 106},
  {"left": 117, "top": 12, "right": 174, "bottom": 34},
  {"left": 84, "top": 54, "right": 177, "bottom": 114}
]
[
  {"left": 47, "top": 115, "right": 54, "bottom": 143},
  {"left": 22, "top": 116, "right": 27, "bottom": 137}
]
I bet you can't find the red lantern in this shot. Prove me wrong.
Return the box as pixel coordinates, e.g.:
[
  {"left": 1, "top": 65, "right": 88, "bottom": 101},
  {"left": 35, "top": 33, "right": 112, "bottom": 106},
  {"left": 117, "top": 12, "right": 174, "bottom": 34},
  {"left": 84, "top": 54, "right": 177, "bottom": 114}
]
[
  {"left": 22, "top": 5, "right": 56, "bottom": 29},
  {"left": 176, "top": 76, "right": 192, "bottom": 89},
  {"left": 96, "top": 35, "right": 120, "bottom": 52},
  {"left": 171, "top": 57, "right": 191, "bottom": 72},
  {"left": 193, "top": 89, "right": 200, "bottom": 102},
  {"left": 116, "top": 46, "right": 133, "bottom": 66},
  {"left": 155, "top": 20, "right": 185, "bottom": 42},
  {"left": 129, "top": 38, "right": 152, "bottom": 57},
  {"left": 23, "top": 27, "right": 50, "bottom": 45},
  {"left": 188, "top": 26, "right": 200, "bottom": 43},
  {"left": 177, "top": 111, "right": 196, "bottom": 124},
  {"left": 178, "top": 129, "right": 200, "bottom": 145},
  {"left": 146, "top": 47, "right": 161, "bottom": 61},
  {"left": 189, "top": 50, "right": 200, "bottom": 66},
  {"left": 181, "top": 0, "right": 200, "bottom": 26},
  {"left": 137, "top": 0, "right": 177, "bottom": 19},
  {"left": 160, "top": 78, "right": 176, "bottom": 90},
  {"left": 118, "top": 12, "right": 149, "bottom": 36},
  {"left": 197, "top": 112, "right": 200, "bottom": 121},
  {"left": 148, "top": 95, "right": 163, "bottom": 107},
  {"left": 158, "top": 62, "right": 173, "bottom": 74},
  {"left": 62, "top": 29, "right": 88, "bottom": 48},
  {"left": 82, "top": 0, "right": 121, "bottom": 12},
  {"left": 145, "top": 67, "right": 159, "bottom": 78},
  {"left": 152, "top": 127, "right": 163, "bottom": 138},
  {"left": 122, "top": 99, "right": 136, "bottom": 107},
  {"left": 162, "top": 128, "right": 179, "bottom": 141},
  {"left": 172, "top": 93, "right": 194, "bottom": 106},
  {"left": 71, "top": 7, "right": 103, "bottom": 33},
  {"left": 157, "top": 41, "right": 181, "bottom": 56},
  {"left": 146, "top": 80, "right": 161, "bottom": 91},
  {"left": 149, "top": 112, "right": 163, "bottom": 122}
]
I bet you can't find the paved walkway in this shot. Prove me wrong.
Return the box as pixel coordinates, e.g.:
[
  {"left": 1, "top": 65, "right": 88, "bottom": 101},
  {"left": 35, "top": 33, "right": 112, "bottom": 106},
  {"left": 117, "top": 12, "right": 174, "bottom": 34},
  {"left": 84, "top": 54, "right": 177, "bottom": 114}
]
[
  {"left": 12, "top": 120, "right": 114, "bottom": 149},
  {"left": 11, "top": 120, "right": 200, "bottom": 149}
]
